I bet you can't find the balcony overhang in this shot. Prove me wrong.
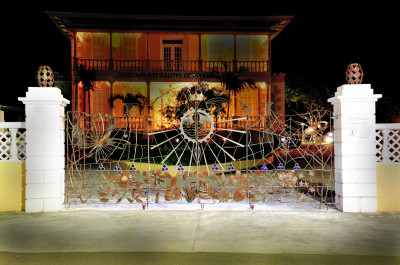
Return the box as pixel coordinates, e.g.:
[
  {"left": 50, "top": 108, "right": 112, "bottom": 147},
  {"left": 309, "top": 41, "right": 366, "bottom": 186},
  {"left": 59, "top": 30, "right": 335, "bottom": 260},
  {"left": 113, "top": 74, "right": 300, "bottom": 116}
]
[{"left": 46, "top": 11, "right": 293, "bottom": 40}]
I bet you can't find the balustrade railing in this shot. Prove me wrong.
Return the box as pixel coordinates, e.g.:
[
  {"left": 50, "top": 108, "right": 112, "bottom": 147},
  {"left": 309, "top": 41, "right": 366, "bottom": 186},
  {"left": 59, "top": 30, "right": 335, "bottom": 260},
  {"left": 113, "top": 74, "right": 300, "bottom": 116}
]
[
  {"left": 77, "top": 58, "right": 109, "bottom": 71},
  {"left": 115, "top": 116, "right": 146, "bottom": 130},
  {"left": 238, "top": 61, "right": 268, "bottom": 72},
  {"left": 75, "top": 58, "right": 268, "bottom": 73},
  {"left": 150, "top": 60, "right": 200, "bottom": 72},
  {"left": 114, "top": 60, "right": 146, "bottom": 71},
  {"left": 202, "top": 61, "right": 233, "bottom": 72},
  {"left": 0, "top": 122, "right": 26, "bottom": 162},
  {"left": 376, "top": 123, "right": 400, "bottom": 163}
]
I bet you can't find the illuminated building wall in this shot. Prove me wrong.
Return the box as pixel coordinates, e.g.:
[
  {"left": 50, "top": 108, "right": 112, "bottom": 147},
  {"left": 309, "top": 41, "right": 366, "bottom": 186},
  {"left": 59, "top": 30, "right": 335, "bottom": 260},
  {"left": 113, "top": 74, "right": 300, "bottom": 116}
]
[{"left": 47, "top": 13, "right": 292, "bottom": 121}]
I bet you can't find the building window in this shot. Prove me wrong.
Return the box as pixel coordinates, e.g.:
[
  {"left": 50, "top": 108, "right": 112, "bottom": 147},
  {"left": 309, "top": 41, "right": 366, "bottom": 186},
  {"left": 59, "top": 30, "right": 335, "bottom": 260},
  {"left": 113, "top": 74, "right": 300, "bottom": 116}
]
[
  {"left": 92, "top": 88, "right": 107, "bottom": 116},
  {"left": 237, "top": 36, "right": 253, "bottom": 61},
  {"left": 206, "top": 35, "right": 234, "bottom": 61},
  {"left": 162, "top": 39, "right": 183, "bottom": 71},
  {"left": 239, "top": 88, "right": 254, "bottom": 116},
  {"left": 123, "top": 34, "right": 138, "bottom": 59},
  {"left": 237, "top": 35, "right": 268, "bottom": 61},
  {"left": 93, "top": 34, "right": 106, "bottom": 59}
]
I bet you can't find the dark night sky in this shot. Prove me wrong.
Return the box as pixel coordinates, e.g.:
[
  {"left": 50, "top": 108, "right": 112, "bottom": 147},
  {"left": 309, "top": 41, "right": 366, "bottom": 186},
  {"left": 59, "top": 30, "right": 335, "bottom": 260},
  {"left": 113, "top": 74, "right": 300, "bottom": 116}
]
[{"left": 3, "top": 2, "right": 397, "bottom": 120}]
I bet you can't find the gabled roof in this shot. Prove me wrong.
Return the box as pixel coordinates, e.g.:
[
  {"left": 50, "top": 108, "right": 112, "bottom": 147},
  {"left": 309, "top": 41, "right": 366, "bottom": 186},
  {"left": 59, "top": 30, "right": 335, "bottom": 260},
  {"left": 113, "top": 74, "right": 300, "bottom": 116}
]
[{"left": 46, "top": 11, "right": 293, "bottom": 40}]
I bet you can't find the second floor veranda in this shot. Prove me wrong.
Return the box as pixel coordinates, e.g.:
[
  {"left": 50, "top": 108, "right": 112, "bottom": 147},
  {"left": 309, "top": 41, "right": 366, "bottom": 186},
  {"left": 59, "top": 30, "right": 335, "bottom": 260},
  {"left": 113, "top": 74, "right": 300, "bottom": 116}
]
[{"left": 74, "top": 58, "right": 270, "bottom": 75}]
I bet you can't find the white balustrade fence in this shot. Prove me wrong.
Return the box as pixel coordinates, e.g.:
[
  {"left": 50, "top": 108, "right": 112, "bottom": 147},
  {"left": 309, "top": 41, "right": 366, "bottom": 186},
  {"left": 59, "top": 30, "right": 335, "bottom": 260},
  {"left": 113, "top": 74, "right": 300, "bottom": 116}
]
[
  {"left": 376, "top": 123, "right": 400, "bottom": 164},
  {"left": 0, "top": 122, "right": 26, "bottom": 162}
]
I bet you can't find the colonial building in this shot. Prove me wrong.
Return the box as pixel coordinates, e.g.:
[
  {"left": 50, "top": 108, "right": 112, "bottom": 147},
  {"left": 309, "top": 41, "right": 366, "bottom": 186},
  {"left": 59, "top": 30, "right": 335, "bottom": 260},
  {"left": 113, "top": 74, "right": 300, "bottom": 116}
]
[{"left": 47, "top": 12, "right": 291, "bottom": 128}]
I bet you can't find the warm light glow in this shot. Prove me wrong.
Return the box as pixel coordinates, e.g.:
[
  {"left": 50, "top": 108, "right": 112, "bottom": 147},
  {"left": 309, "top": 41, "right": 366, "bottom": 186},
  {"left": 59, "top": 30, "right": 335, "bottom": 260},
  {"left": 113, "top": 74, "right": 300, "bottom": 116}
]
[
  {"left": 323, "top": 135, "right": 334, "bottom": 144},
  {"left": 125, "top": 33, "right": 142, "bottom": 39},
  {"left": 323, "top": 132, "right": 334, "bottom": 144},
  {"left": 76, "top": 32, "right": 108, "bottom": 42},
  {"left": 77, "top": 32, "right": 93, "bottom": 42}
]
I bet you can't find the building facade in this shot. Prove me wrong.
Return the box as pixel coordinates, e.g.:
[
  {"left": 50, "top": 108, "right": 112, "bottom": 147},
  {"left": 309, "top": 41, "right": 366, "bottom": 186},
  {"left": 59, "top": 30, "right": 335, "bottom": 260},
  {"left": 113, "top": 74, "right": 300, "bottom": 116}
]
[{"left": 47, "top": 12, "right": 291, "bottom": 128}]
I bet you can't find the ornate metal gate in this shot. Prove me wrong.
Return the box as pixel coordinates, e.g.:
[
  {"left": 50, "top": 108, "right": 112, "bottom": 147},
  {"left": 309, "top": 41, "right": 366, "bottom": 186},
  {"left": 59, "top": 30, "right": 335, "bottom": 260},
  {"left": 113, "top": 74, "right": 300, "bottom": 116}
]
[{"left": 65, "top": 82, "right": 334, "bottom": 210}]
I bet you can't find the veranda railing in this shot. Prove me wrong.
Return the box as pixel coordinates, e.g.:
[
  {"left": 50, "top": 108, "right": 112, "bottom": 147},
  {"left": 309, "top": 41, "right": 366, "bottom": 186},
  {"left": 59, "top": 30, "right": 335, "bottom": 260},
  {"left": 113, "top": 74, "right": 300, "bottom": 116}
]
[{"left": 75, "top": 58, "right": 269, "bottom": 73}]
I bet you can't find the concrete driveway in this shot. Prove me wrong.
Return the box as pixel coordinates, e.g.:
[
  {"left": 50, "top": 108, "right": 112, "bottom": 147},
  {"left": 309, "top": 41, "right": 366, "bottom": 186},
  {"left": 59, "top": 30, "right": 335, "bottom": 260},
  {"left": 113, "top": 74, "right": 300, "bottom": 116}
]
[{"left": 0, "top": 209, "right": 399, "bottom": 264}]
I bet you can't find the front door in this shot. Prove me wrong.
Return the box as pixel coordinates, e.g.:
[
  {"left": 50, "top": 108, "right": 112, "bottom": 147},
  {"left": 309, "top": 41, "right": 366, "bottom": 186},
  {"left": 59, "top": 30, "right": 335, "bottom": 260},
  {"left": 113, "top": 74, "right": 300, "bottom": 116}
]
[{"left": 162, "top": 39, "right": 183, "bottom": 71}]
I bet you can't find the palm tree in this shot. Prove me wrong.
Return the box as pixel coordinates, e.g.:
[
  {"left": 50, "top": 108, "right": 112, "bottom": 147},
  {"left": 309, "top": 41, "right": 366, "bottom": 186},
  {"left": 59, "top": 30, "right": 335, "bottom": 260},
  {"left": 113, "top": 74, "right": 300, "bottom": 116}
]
[
  {"left": 216, "top": 66, "right": 258, "bottom": 119},
  {"left": 109, "top": 92, "right": 146, "bottom": 130},
  {"left": 203, "top": 87, "right": 230, "bottom": 129},
  {"left": 109, "top": 93, "right": 146, "bottom": 116},
  {"left": 174, "top": 84, "right": 207, "bottom": 121},
  {"left": 78, "top": 65, "right": 96, "bottom": 114},
  {"left": 160, "top": 82, "right": 229, "bottom": 125}
]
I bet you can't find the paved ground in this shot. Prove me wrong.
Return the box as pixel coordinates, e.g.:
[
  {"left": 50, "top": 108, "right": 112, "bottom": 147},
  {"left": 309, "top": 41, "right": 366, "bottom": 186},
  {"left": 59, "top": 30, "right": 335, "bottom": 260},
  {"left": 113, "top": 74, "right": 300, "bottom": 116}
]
[{"left": 0, "top": 208, "right": 399, "bottom": 264}]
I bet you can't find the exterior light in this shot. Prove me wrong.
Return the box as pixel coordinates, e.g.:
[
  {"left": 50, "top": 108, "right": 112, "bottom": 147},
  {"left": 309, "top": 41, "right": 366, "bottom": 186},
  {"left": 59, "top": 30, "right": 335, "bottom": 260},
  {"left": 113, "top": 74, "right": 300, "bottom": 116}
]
[{"left": 323, "top": 133, "right": 334, "bottom": 144}]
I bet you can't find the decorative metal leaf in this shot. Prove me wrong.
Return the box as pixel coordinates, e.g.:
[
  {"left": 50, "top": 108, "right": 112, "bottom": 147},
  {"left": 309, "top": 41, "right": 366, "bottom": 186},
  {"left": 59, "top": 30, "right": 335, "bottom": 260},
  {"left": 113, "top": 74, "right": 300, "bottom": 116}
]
[
  {"left": 219, "top": 188, "right": 230, "bottom": 202},
  {"left": 165, "top": 188, "right": 174, "bottom": 201},
  {"left": 183, "top": 187, "right": 196, "bottom": 202},
  {"left": 229, "top": 175, "right": 237, "bottom": 186},
  {"left": 198, "top": 170, "right": 208, "bottom": 181},
  {"left": 233, "top": 188, "right": 246, "bottom": 202},
  {"left": 216, "top": 176, "right": 223, "bottom": 186},
  {"left": 240, "top": 176, "right": 248, "bottom": 186},
  {"left": 171, "top": 177, "right": 177, "bottom": 187},
  {"left": 144, "top": 176, "right": 154, "bottom": 183},
  {"left": 173, "top": 185, "right": 181, "bottom": 195},
  {"left": 200, "top": 182, "right": 216, "bottom": 200}
]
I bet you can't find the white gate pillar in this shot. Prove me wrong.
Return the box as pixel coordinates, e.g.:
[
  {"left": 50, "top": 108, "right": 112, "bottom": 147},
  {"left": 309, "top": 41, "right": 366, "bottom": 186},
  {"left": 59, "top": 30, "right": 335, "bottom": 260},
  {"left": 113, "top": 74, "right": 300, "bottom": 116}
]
[
  {"left": 328, "top": 84, "right": 381, "bottom": 212},
  {"left": 19, "top": 87, "right": 70, "bottom": 212}
]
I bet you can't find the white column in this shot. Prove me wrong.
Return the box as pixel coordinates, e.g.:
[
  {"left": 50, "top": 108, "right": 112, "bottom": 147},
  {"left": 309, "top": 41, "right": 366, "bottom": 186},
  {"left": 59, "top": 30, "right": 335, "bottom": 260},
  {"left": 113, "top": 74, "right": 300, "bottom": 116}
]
[
  {"left": 19, "top": 87, "right": 70, "bottom": 212},
  {"left": 328, "top": 84, "right": 381, "bottom": 212}
]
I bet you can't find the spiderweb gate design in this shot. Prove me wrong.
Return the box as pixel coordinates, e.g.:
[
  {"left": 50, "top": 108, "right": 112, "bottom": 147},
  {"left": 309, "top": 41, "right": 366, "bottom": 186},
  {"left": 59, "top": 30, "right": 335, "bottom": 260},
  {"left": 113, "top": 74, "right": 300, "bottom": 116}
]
[{"left": 65, "top": 82, "right": 335, "bottom": 210}]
